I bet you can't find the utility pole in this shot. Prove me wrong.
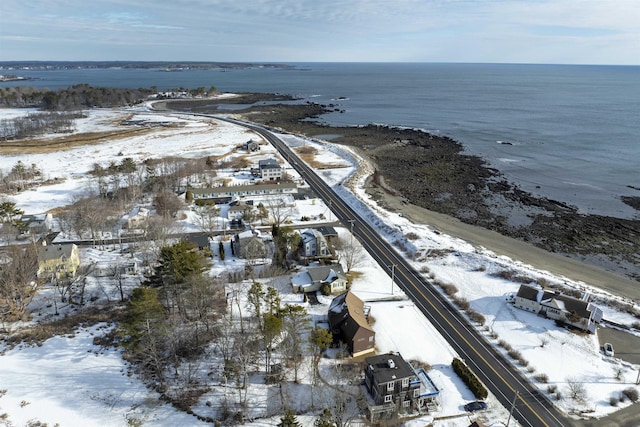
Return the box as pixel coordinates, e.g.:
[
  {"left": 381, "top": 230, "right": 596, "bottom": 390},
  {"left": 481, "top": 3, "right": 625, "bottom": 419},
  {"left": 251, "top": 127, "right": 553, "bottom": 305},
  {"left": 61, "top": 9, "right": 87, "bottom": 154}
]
[
  {"left": 507, "top": 390, "right": 519, "bottom": 427},
  {"left": 388, "top": 264, "right": 396, "bottom": 295}
]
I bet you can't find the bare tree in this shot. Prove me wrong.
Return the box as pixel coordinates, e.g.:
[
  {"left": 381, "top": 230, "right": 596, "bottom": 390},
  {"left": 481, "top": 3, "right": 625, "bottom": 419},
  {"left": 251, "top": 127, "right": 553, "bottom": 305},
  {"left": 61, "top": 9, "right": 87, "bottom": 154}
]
[
  {"left": 182, "top": 275, "right": 226, "bottom": 333},
  {"left": 280, "top": 304, "right": 311, "bottom": 383},
  {"left": 264, "top": 196, "right": 294, "bottom": 227},
  {"left": 0, "top": 244, "right": 39, "bottom": 321},
  {"left": 153, "top": 190, "right": 184, "bottom": 219},
  {"left": 194, "top": 203, "right": 220, "bottom": 236},
  {"left": 566, "top": 377, "right": 588, "bottom": 402},
  {"left": 336, "top": 233, "right": 365, "bottom": 273}
]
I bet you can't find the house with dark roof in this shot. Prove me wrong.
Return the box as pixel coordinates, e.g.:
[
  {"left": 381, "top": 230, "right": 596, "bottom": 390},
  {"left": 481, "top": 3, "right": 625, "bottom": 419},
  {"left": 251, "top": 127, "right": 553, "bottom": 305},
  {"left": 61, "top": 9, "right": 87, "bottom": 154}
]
[
  {"left": 328, "top": 291, "right": 375, "bottom": 357},
  {"left": 291, "top": 264, "right": 348, "bottom": 294},
  {"left": 185, "top": 233, "right": 211, "bottom": 251},
  {"left": 19, "top": 213, "right": 53, "bottom": 235},
  {"left": 513, "top": 284, "right": 603, "bottom": 333},
  {"left": 232, "top": 229, "right": 267, "bottom": 260},
  {"left": 251, "top": 158, "right": 282, "bottom": 181},
  {"left": 363, "top": 352, "right": 440, "bottom": 421},
  {"left": 315, "top": 225, "right": 338, "bottom": 239}
]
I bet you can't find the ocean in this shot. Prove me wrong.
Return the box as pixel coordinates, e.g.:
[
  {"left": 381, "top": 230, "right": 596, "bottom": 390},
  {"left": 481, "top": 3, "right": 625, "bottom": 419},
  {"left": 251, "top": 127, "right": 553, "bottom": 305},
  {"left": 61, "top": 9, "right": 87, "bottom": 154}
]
[{"left": 2, "top": 63, "right": 639, "bottom": 219}]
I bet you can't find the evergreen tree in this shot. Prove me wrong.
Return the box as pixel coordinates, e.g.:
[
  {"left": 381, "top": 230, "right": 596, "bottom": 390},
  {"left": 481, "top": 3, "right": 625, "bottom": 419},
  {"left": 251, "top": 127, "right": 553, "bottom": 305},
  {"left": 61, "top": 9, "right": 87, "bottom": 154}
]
[
  {"left": 314, "top": 408, "right": 335, "bottom": 427},
  {"left": 309, "top": 326, "right": 333, "bottom": 381},
  {"left": 277, "top": 409, "right": 301, "bottom": 427},
  {"left": 120, "top": 287, "right": 165, "bottom": 352}
]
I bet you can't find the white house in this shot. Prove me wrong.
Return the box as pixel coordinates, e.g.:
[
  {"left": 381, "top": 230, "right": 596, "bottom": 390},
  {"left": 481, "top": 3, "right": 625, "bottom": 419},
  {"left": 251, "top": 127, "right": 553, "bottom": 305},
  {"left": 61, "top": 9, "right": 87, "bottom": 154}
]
[
  {"left": 255, "top": 158, "right": 282, "bottom": 181},
  {"left": 513, "top": 284, "right": 603, "bottom": 333}
]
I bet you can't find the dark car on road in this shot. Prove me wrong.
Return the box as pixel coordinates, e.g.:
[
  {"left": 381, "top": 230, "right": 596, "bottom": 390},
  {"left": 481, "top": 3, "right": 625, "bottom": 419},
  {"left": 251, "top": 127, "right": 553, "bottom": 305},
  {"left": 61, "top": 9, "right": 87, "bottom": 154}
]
[{"left": 464, "top": 401, "right": 488, "bottom": 412}]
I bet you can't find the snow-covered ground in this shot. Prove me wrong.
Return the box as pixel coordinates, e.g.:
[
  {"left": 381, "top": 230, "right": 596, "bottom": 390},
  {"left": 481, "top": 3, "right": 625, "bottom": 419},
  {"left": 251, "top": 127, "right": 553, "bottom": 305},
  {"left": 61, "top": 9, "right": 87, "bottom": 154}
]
[{"left": 1, "top": 106, "right": 639, "bottom": 426}]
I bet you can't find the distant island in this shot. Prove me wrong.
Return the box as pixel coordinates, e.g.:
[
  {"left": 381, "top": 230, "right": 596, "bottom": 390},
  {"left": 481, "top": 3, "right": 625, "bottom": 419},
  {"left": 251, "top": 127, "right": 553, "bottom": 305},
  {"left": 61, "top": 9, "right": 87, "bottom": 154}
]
[
  {"left": 0, "top": 61, "right": 295, "bottom": 72},
  {"left": 0, "top": 74, "right": 37, "bottom": 82}
]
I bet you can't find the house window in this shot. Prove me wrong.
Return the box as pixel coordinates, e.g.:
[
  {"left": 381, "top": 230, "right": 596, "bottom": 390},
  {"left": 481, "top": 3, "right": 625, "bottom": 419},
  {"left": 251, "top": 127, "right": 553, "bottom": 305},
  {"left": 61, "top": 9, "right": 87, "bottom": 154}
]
[
  {"left": 403, "top": 400, "right": 410, "bottom": 408},
  {"left": 384, "top": 395, "right": 392, "bottom": 403},
  {"left": 413, "top": 389, "right": 420, "bottom": 398},
  {"left": 369, "top": 336, "right": 374, "bottom": 342},
  {"left": 402, "top": 378, "right": 409, "bottom": 388},
  {"left": 387, "top": 382, "right": 394, "bottom": 392}
]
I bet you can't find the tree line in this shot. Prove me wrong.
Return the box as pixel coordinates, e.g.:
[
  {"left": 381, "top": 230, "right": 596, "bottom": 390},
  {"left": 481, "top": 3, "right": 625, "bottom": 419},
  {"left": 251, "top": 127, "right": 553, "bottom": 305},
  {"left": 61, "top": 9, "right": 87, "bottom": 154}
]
[{"left": 0, "top": 84, "right": 154, "bottom": 110}]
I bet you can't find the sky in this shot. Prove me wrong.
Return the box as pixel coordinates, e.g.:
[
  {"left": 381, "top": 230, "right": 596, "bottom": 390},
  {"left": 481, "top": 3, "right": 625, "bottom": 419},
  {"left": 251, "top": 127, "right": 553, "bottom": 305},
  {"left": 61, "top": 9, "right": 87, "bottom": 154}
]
[{"left": 0, "top": 0, "right": 639, "bottom": 65}]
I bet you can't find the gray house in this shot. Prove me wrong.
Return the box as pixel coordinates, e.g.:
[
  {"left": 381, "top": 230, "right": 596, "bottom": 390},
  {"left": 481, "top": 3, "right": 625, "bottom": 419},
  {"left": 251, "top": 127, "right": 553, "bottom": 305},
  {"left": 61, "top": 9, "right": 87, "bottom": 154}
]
[
  {"left": 232, "top": 229, "right": 267, "bottom": 259},
  {"left": 300, "top": 228, "right": 330, "bottom": 258},
  {"left": 292, "top": 264, "right": 348, "bottom": 294},
  {"left": 363, "top": 352, "right": 439, "bottom": 421}
]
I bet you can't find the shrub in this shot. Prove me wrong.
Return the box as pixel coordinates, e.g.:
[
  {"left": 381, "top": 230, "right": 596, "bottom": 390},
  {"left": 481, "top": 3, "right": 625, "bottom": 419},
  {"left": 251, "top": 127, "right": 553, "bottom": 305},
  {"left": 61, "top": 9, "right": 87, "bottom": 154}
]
[
  {"left": 610, "top": 396, "right": 619, "bottom": 406},
  {"left": 547, "top": 384, "right": 558, "bottom": 393},
  {"left": 537, "top": 277, "right": 549, "bottom": 287},
  {"left": 319, "top": 283, "right": 331, "bottom": 296},
  {"left": 535, "top": 374, "right": 549, "bottom": 383},
  {"left": 507, "top": 349, "right": 522, "bottom": 360},
  {"left": 498, "top": 340, "right": 512, "bottom": 351},
  {"left": 467, "top": 310, "right": 486, "bottom": 325},
  {"left": 622, "top": 387, "right": 639, "bottom": 403},
  {"left": 405, "top": 232, "right": 419, "bottom": 240},
  {"left": 451, "top": 358, "right": 488, "bottom": 399},
  {"left": 452, "top": 296, "right": 470, "bottom": 310},
  {"left": 441, "top": 283, "right": 458, "bottom": 296}
]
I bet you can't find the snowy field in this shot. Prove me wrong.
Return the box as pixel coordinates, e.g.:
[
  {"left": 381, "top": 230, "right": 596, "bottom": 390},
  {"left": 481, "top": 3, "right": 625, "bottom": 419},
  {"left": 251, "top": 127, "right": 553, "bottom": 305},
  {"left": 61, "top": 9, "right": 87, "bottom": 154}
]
[{"left": 1, "top": 106, "right": 639, "bottom": 426}]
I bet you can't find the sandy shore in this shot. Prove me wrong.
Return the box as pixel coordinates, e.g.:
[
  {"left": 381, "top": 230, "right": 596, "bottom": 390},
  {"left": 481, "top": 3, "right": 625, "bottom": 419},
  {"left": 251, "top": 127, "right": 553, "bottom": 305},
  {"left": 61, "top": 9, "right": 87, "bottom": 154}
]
[{"left": 368, "top": 175, "right": 640, "bottom": 302}]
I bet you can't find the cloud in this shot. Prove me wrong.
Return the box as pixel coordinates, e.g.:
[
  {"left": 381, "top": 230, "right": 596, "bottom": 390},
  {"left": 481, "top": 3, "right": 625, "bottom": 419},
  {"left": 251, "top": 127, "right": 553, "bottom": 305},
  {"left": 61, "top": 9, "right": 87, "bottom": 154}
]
[{"left": 0, "top": 0, "right": 638, "bottom": 63}]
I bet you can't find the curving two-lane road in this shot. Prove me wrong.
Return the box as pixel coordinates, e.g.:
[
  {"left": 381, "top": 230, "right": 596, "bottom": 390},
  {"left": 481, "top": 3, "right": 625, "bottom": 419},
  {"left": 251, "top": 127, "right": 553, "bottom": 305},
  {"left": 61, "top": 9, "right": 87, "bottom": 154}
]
[{"left": 211, "top": 115, "right": 575, "bottom": 427}]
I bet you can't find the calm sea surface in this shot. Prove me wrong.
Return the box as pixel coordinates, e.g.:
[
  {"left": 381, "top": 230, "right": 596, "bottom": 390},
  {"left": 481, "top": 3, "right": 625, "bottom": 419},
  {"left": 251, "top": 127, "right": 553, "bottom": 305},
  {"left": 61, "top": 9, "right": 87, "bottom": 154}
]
[{"left": 3, "top": 63, "right": 639, "bottom": 218}]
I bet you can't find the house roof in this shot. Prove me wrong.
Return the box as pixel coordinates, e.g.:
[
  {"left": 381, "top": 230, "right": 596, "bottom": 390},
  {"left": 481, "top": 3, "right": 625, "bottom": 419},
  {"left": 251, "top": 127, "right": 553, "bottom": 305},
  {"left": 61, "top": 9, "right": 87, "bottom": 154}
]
[
  {"left": 328, "top": 291, "right": 373, "bottom": 333},
  {"left": 365, "top": 353, "right": 414, "bottom": 384},
  {"left": 517, "top": 284, "right": 594, "bottom": 319},
  {"left": 315, "top": 226, "right": 338, "bottom": 237},
  {"left": 307, "top": 265, "right": 345, "bottom": 283},
  {"left": 37, "top": 243, "right": 76, "bottom": 262},
  {"left": 258, "top": 159, "right": 281, "bottom": 169},
  {"left": 190, "top": 181, "right": 297, "bottom": 195},
  {"left": 516, "top": 284, "right": 540, "bottom": 301},
  {"left": 185, "top": 233, "right": 210, "bottom": 248}
]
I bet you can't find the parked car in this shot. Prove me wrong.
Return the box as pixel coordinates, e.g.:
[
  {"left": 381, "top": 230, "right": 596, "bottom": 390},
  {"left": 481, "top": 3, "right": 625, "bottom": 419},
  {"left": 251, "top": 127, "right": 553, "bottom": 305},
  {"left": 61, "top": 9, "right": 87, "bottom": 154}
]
[
  {"left": 603, "top": 343, "right": 614, "bottom": 357},
  {"left": 464, "top": 401, "right": 488, "bottom": 412}
]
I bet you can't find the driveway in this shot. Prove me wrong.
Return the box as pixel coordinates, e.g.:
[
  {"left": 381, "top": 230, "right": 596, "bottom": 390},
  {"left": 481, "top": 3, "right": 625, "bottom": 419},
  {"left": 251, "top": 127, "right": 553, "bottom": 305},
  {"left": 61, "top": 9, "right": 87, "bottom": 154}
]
[{"left": 598, "top": 326, "right": 640, "bottom": 365}]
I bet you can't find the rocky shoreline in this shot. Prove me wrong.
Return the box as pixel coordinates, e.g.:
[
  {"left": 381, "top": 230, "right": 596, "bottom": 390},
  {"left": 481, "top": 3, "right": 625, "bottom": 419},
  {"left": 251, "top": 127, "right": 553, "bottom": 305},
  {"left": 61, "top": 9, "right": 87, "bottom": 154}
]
[{"left": 167, "top": 95, "right": 640, "bottom": 281}]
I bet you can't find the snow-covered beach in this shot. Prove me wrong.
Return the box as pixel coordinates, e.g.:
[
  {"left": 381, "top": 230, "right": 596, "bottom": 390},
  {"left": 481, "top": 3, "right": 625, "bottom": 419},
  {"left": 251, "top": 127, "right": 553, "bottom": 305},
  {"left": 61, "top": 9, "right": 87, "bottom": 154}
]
[{"left": 1, "top": 105, "right": 639, "bottom": 426}]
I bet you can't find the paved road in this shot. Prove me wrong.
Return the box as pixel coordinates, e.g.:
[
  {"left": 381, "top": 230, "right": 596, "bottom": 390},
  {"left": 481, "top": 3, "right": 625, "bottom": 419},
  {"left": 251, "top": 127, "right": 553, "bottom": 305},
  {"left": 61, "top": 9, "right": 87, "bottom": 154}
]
[{"left": 219, "top": 116, "right": 575, "bottom": 427}]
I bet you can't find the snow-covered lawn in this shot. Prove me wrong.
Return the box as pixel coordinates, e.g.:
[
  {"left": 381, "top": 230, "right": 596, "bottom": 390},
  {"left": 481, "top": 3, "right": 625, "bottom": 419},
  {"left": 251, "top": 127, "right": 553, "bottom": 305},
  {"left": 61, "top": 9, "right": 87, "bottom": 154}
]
[{"left": 1, "top": 106, "right": 639, "bottom": 426}]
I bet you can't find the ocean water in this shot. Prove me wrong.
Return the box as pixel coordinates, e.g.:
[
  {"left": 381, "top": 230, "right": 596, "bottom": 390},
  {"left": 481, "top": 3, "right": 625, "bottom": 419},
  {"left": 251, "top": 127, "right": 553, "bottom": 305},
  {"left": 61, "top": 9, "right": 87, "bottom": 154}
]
[{"left": 2, "top": 63, "right": 639, "bottom": 218}]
